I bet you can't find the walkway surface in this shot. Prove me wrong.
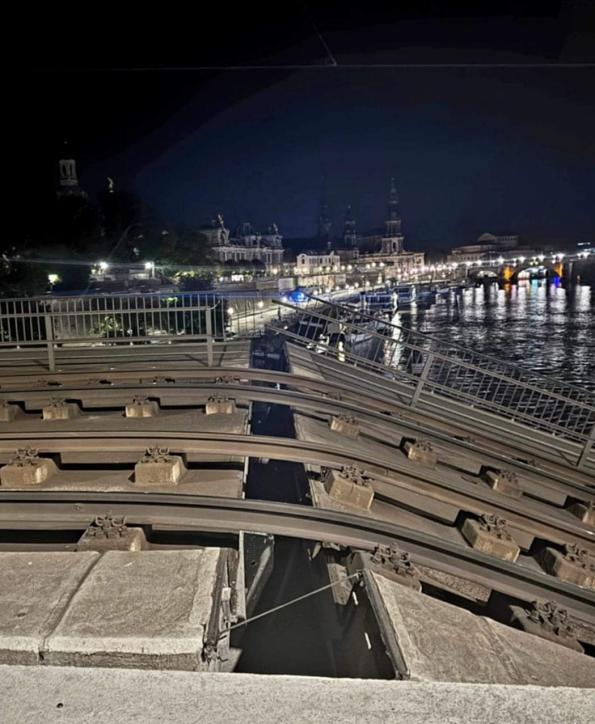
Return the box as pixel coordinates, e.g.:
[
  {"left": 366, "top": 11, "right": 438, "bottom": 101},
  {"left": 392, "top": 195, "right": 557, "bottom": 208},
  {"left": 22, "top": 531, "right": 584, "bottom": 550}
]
[{"left": 1, "top": 666, "right": 594, "bottom": 723}]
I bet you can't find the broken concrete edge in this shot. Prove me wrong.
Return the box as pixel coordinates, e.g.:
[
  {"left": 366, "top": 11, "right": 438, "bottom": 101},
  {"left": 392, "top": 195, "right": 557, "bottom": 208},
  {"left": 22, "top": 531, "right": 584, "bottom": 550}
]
[
  {"left": 0, "top": 549, "right": 228, "bottom": 671},
  {"left": 362, "top": 569, "right": 410, "bottom": 679},
  {"left": 369, "top": 571, "right": 595, "bottom": 688}
]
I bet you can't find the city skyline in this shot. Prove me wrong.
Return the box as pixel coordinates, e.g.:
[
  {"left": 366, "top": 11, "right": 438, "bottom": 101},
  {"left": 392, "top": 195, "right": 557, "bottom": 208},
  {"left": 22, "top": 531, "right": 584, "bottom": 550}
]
[{"left": 9, "top": 4, "right": 595, "bottom": 251}]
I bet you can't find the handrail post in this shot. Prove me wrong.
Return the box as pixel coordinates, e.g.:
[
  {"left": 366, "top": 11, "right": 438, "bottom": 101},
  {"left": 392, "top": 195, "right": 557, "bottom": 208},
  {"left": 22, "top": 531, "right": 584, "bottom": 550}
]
[
  {"left": 206, "top": 311, "right": 213, "bottom": 367},
  {"left": 410, "top": 347, "right": 434, "bottom": 408},
  {"left": 577, "top": 423, "right": 595, "bottom": 470},
  {"left": 44, "top": 313, "right": 55, "bottom": 373}
]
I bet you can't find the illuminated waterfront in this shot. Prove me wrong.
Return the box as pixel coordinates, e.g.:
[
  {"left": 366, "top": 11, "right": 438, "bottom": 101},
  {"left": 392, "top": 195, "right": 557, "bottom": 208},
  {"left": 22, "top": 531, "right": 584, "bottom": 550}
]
[{"left": 396, "top": 280, "right": 595, "bottom": 390}]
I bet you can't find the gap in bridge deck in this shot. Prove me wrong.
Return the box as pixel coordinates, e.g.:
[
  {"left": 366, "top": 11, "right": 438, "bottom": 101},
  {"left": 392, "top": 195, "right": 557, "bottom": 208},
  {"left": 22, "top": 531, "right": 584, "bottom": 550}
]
[
  {"left": 235, "top": 338, "right": 394, "bottom": 678},
  {"left": 233, "top": 537, "right": 394, "bottom": 679},
  {"left": 246, "top": 336, "right": 311, "bottom": 504}
]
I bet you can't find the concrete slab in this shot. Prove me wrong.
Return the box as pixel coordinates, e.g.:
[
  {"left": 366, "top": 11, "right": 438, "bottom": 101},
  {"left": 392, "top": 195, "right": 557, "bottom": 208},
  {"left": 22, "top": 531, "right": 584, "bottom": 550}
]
[
  {"left": 1, "top": 408, "right": 248, "bottom": 436},
  {"left": 309, "top": 480, "right": 465, "bottom": 548},
  {"left": 1, "top": 666, "right": 594, "bottom": 724},
  {"left": 45, "top": 549, "right": 223, "bottom": 671},
  {"left": 285, "top": 344, "right": 327, "bottom": 381},
  {"left": 0, "top": 468, "right": 244, "bottom": 497},
  {"left": 369, "top": 572, "right": 595, "bottom": 687},
  {"left": 293, "top": 413, "right": 469, "bottom": 491},
  {"left": 293, "top": 412, "right": 402, "bottom": 468},
  {"left": 0, "top": 552, "right": 99, "bottom": 665}
]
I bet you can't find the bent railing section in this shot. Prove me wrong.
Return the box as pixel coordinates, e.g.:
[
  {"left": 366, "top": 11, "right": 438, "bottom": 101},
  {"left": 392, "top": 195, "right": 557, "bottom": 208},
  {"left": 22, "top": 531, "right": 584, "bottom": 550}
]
[{"left": 270, "top": 296, "right": 595, "bottom": 469}]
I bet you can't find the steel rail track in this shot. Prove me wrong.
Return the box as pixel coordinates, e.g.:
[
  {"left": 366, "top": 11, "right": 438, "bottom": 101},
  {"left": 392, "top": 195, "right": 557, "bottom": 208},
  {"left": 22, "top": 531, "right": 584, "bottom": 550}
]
[
  {"left": 0, "top": 430, "right": 593, "bottom": 551},
  {"left": 3, "top": 381, "right": 593, "bottom": 499},
  {"left": 0, "top": 491, "right": 593, "bottom": 625},
  {"left": 299, "top": 352, "right": 595, "bottom": 470},
  {"left": 1, "top": 364, "right": 593, "bottom": 483}
]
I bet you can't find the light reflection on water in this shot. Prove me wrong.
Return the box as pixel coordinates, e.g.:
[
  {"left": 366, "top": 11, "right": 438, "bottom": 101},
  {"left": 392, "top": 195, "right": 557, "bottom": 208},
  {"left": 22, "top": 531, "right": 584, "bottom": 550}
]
[{"left": 394, "top": 281, "right": 595, "bottom": 391}]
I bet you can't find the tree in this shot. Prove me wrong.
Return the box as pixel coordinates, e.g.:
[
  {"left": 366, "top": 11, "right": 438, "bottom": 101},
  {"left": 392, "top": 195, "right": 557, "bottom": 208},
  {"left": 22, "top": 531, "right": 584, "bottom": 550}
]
[
  {"left": 51, "top": 195, "right": 103, "bottom": 256},
  {"left": 158, "top": 227, "right": 213, "bottom": 267},
  {"left": 178, "top": 272, "right": 215, "bottom": 291},
  {"left": 51, "top": 263, "right": 91, "bottom": 293},
  {"left": 0, "top": 244, "right": 50, "bottom": 298}
]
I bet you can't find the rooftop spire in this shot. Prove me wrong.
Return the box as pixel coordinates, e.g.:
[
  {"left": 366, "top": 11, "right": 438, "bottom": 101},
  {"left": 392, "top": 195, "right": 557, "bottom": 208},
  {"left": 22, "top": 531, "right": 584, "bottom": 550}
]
[
  {"left": 317, "top": 176, "right": 332, "bottom": 248},
  {"left": 344, "top": 204, "right": 357, "bottom": 247},
  {"left": 388, "top": 177, "right": 399, "bottom": 220},
  {"left": 385, "top": 177, "right": 402, "bottom": 244}
]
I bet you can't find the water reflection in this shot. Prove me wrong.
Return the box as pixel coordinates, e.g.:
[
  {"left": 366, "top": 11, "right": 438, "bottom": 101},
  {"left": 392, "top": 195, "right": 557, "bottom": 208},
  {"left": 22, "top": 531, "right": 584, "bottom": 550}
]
[{"left": 398, "top": 281, "right": 594, "bottom": 390}]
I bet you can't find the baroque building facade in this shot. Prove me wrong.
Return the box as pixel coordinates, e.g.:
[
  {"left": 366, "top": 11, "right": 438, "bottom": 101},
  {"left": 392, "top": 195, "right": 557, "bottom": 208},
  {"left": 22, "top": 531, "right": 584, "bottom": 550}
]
[
  {"left": 335, "top": 179, "right": 424, "bottom": 276},
  {"left": 202, "top": 216, "right": 285, "bottom": 269}
]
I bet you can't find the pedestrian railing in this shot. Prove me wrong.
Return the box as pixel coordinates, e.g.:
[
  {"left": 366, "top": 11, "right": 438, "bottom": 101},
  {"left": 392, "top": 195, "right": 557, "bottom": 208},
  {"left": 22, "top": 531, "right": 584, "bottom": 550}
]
[
  {"left": 0, "top": 292, "right": 279, "bottom": 370},
  {"left": 2, "top": 290, "right": 593, "bottom": 469},
  {"left": 270, "top": 295, "right": 595, "bottom": 470}
]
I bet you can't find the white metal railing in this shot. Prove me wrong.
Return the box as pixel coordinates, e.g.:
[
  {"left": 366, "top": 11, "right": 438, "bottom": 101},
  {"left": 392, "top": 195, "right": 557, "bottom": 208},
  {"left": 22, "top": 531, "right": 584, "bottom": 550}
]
[
  {"left": 270, "top": 295, "right": 595, "bottom": 470},
  {"left": 0, "top": 292, "right": 276, "bottom": 369}
]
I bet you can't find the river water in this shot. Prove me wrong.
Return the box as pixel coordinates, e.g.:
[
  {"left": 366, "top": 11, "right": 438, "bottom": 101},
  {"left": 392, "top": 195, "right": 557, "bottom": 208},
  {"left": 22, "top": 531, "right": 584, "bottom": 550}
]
[{"left": 393, "top": 280, "right": 595, "bottom": 392}]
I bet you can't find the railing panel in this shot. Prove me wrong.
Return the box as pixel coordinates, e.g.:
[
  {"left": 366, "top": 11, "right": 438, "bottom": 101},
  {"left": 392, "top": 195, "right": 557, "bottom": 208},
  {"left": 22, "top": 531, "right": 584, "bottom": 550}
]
[{"left": 269, "top": 296, "right": 595, "bottom": 459}]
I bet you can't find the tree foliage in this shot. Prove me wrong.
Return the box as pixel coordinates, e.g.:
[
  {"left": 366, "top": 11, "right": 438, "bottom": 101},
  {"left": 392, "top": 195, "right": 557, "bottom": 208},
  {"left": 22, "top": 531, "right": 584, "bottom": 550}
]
[
  {"left": 0, "top": 249, "right": 50, "bottom": 298},
  {"left": 157, "top": 227, "right": 213, "bottom": 267}
]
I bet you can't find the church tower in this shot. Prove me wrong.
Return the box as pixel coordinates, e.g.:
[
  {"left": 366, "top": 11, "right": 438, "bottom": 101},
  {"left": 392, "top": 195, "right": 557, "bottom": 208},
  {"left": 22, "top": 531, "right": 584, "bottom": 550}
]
[
  {"left": 56, "top": 142, "right": 87, "bottom": 199},
  {"left": 382, "top": 178, "right": 404, "bottom": 254},
  {"left": 343, "top": 205, "right": 357, "bottom": 247},
  {"left": 317, "top": 177, "right": 332, "bottom": 249}
]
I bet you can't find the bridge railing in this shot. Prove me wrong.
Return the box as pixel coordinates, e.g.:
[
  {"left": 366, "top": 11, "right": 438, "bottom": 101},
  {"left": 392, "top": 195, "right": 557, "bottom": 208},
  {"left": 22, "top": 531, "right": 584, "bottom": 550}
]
[
  {"left": 0, "top": 292, "right": 282, "bottom": 369},
  {"left": 270, "top": 295, "right": 595, "bottom": 469}
]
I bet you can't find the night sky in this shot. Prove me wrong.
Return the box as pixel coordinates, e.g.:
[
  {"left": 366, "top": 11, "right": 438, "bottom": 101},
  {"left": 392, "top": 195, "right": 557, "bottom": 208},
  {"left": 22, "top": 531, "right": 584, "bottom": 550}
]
[{"left": 8, "top": 2, "right": 595, "bottom": 249}]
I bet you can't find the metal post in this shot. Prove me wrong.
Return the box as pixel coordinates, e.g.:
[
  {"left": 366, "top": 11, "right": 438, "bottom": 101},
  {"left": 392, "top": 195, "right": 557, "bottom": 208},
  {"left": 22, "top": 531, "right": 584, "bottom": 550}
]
[
  {"left": 410, "top": 348, "right": 434, "bottom": 408},
  {"left": 44, "top": 314, "right": 55, "bottom": 373},
  {"left": 206, "top": 311, "right": 213, "bottom": 367},
  {"left": 576, "top": 423, "right": 595, "bottom": 470}
]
